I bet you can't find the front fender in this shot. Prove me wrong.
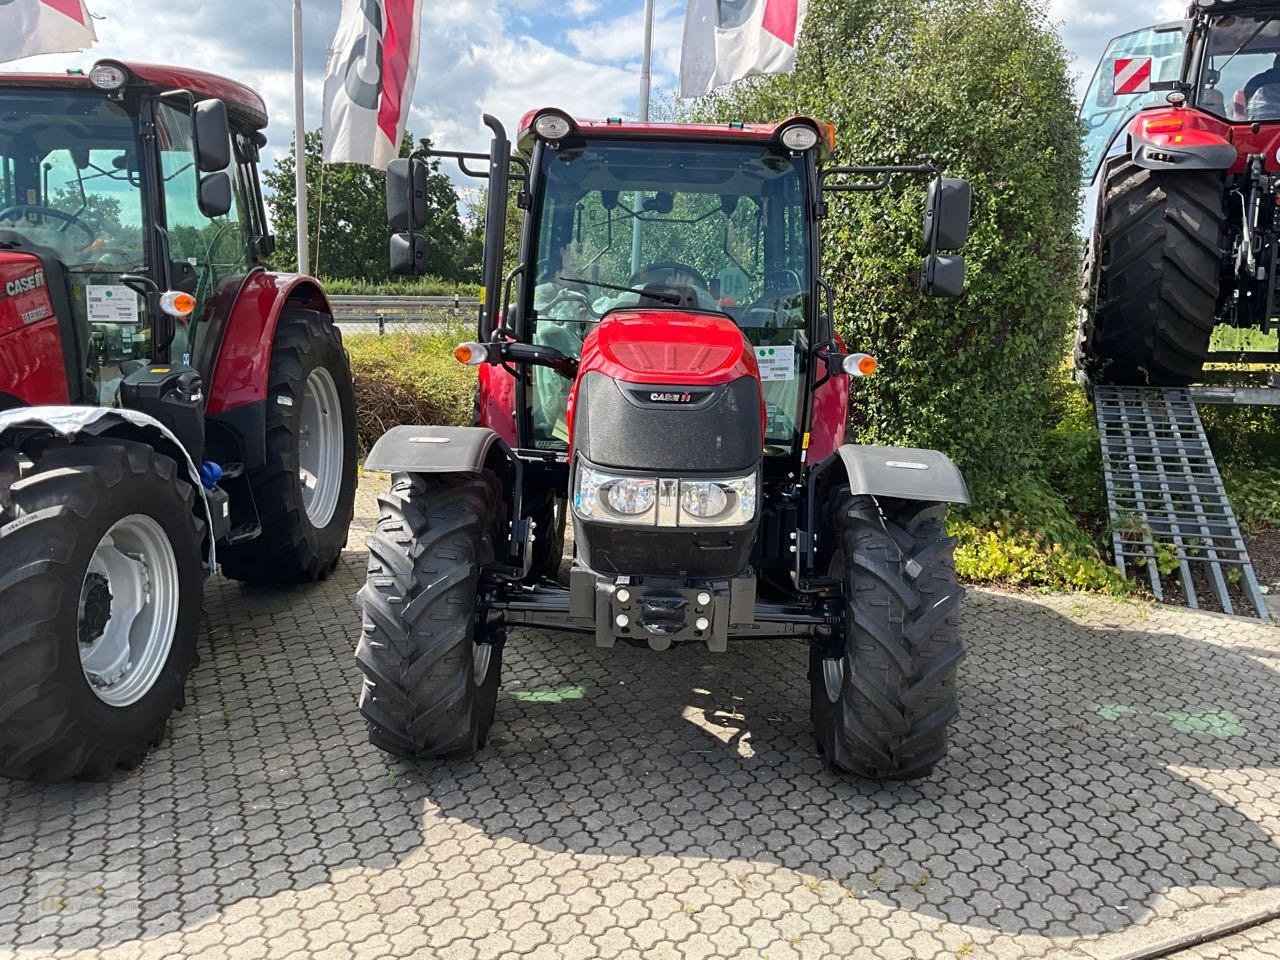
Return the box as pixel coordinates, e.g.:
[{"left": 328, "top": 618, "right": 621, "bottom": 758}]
[
  {"left": 364, "top": 425, "right": 515, "bottom": 475},
  {"left": 827, "top": 444, "right": 971, "bottom": 506},
  {"left": 0, "top": 406, "right": 216, "bottom": 568},
  {"left": 1127, "top": 108, "right": 1238, "bottom": 171}
]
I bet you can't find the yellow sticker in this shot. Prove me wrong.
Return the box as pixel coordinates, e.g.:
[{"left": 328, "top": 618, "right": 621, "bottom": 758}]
[
  {"left": 150, "top": 367, "right": 170, "bottom": 373},
  {"left": 802, "top": 432, "right": 811, "bottom": 450}
]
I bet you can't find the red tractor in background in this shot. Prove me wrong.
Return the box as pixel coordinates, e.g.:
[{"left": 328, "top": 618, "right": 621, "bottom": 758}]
[
  {"left": 0, "top": 61, "right": 357, "bottom": 781},
  {"left": 1080, "top": 0, "right": 1280, "bottom": 385},
  {"left": 358, "top": 111, "right": 973, "bottom": 780}
]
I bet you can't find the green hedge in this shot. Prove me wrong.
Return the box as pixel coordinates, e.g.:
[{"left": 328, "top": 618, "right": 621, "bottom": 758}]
[
  {"left": 345, "top": 329, "right": 474, "bottom": 455},
  {"left": 692, "top": 0, "right": 1128, "bottom": 590}
]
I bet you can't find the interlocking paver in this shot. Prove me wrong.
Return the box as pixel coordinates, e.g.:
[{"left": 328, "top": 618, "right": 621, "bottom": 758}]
[{"left": 0, "top": 478, "right": 1278, "bottom": 960}]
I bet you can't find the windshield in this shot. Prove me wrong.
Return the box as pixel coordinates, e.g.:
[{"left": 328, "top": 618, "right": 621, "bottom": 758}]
[
  {"left": 528, "top": 138, "right": 812, "bottom": 453},
  {"left": 0, "top": 91, "right": 145, "bottom": 269},
  {"left": 1079, "top": 24, "right": 1188, "bottom": 184},
  {"left": 1198, "top": 15, "right": 1280, "bottom": 121}
]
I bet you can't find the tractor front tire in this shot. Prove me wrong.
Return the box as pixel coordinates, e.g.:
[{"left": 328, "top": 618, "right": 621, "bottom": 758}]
[
  {"left": 220, "top": 309, "right": 357, "bottom": 585},
  {"left": 356, "top": 472, "right": 504, "bottom": 759},
  {"left": 0, "top": 438, "right": 203, "bottom": 781},
  {"left": 1080, "top": 157, "right": 1225, "bottom": 386},
  {"left": 527, "top": 491, "right": 567, "bottom": 582},
  {"left": 810, "top": 493, "right": 964, "bottom": 780}
]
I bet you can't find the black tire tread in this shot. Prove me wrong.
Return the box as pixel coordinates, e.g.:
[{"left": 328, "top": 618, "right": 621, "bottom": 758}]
[
  {"left": 0, "top": 439, "right": 201, "bottom": 781},
  {"left": 1081, "top": 157, "right": 1225, "bottom": 386},
  {"left": 812, "top": 494, "right": 964, "bottom": 780},
  {"left": 355, "top": 472, "right": 502, "bottom": 759},
  {"left": 219, "top": 309, "right": 357, "bottom": 584}
]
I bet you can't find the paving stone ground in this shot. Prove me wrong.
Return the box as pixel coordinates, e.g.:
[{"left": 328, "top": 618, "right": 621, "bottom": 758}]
[{"left": 2, "top": 477, "right": 1280, "bottom": 960}]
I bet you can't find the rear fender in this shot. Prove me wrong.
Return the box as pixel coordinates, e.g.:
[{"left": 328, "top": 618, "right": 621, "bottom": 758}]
[
  {"left": 0, "top": 406, "right": 215, "bottom": 568},
  {"left": 203, "top": 271, "right": 334, "bottom": 470},
  {"left": 1127, "top": 107, "right": 1237, "bottom": 171}
]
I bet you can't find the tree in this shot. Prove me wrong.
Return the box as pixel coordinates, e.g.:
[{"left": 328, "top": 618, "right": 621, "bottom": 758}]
[
  {"left": 694, "top": 0, "right": 1084, "bottom": 495},
  {"left": 263, "top": 130, "right": 480, "bottom": 283}
]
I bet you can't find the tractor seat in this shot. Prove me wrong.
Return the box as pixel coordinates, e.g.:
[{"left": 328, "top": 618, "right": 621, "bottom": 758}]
[{"left": 1201, "top": 86, "right": 1227, "bottom": 116}]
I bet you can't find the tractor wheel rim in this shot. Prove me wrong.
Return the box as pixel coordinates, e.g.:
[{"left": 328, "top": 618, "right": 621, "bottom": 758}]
[
  {"left": 299, "top": 366, "right": 344, "bottom": 528},
  {"left": 77, "top": 514, "right": 179, "bottom": 707}
]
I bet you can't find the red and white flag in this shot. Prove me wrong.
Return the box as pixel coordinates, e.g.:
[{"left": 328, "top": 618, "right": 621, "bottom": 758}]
[
  {"left": 323, "top": 0, "right": 423, "bottom": 170},
  {"left": 679, "top": 0, "right": 806, "bottom": 98},
  {"left": 0, "top": 0, "right": 96, "bottom": 64},
  {"left": 1113, "top": 57, "right": 1152, "bottom": 96}
]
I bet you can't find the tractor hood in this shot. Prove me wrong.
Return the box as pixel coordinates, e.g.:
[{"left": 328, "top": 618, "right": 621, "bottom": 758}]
[
  {"left": 566, "top": 310, "right": 766, "bottom": 474},
  {"left": 577, "top": 309, "right": 760, "bottom": 386}
]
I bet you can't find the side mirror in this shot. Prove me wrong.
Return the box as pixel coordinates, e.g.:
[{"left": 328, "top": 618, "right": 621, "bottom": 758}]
[
  {"left": 193, "top": 99, "right": 231, "bottom": 173},
  {"left": 386, "top": 157, "right": 429, "bottom": 232},
  {"left": 390, "top": 232, "right": 427, "bottom": 276},
  {"left": 921, "top": 254, "right": 966, "bottom": 298},
  {"left": 924, "top": 177, "right": 971, "bottom": 252},
  {"left": 198, "top": 171, "right": 232, "bottom": 218}
]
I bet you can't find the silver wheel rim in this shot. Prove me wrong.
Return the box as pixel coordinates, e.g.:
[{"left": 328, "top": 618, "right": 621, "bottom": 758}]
[
  {"left": 299, "top": 366, "right": 344, "bottom": 528},
  {"left": 77, "top": 515, "right": 179, "bottom": 707},
  {"left": 473, "top": 642, "right": 493, "bottom": 687}
]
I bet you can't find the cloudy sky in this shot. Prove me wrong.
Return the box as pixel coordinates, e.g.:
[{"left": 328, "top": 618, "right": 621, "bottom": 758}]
[{"left": 10, "top": 0, "right": 1193, "bottom": 168}]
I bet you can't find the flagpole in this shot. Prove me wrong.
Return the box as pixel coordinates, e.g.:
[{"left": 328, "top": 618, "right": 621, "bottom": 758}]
[
  {"left": 293, "top": 0, "right": 310, "bottom": 275},
  {"left": 630, "top": 0, "right": 655, "bottom": 275}
]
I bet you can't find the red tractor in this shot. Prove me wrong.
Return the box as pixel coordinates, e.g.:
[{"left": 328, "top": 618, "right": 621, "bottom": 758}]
[
  {"left": 1080, "top": 0, "right": 1280, "bottom": 385},
  {"left": 358, "top": 111, "right": 973, "bottom": 780},
  {"left": 0, "top": 61, "right": 357, "bottom": 781}
]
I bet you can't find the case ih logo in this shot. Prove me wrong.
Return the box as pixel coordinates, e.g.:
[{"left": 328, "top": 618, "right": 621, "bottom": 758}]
[
  {"left": 649, "top": 391, "right": 695, "bottom": 404},
  {"left": 4, "top": 269, "right": 44, "bottom": 298}
]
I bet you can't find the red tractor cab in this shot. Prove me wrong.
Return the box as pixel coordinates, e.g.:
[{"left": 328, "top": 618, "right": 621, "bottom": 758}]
[
  {"left": 1080, "top": 0, "right": 1280, "bottom": 384},
  {"left": 0, "top": 61, "right": 357, "bottom": 781},
  {"left": 359, "top": 111, "right": 972, "bottom": 780}
]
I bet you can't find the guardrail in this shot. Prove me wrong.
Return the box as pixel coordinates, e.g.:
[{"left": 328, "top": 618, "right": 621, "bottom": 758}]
[{"left": 329, "top": 294, "right": 481, "bottom": 335}]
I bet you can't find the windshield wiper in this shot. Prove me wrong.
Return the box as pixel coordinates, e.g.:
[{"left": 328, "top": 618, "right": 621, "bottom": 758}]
[
  {"left": 557, "top": 275, "right": 681, "bottom": 306},
  {"left": 1220, "top": 17, "right": 1275, "bottom": 78}
]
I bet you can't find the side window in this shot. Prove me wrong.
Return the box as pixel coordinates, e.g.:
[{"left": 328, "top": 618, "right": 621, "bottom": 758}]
[
  {"left": 155, "top": 102, "right": 252, "bottom": 359},
  {"left": 1079, "top": 23, "right": 1189, "bottom": 185}
]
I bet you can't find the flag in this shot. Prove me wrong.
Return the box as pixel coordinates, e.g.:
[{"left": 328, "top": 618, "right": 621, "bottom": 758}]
[
  {"left": 679, "top": 0, "right": 806, "bottom": 98},
  {"left": 0, "top": 0, "right": 96, "bottom": 64},
  {"left": 323, "top": 0, "right": 423, "bottom": 170}
]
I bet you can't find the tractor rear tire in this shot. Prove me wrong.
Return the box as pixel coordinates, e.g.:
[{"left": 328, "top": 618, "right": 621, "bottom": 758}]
[
  {"left": 220, "top": 309, "right": 357, "bottom": 585},
  {"left": 1080, "top": 157, "right": 1225, "bottom": 386},
  {"left": 810, "top": 493, "right": 964, "bottom": 780},
  {"left": 0, "top": 437, "right": 203, "bottom": 781},
  {"left": 356, "top": 471, "right": 505, "bottom": 759}
]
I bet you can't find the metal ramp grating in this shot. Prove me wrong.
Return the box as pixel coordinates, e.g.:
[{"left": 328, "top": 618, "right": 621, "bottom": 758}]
[{"left": 1094, "top": 386, "right": 1270, "bottom": 620}]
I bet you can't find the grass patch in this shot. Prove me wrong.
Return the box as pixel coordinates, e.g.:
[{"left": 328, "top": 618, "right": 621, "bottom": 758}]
[
  {"left": 345, "top": 327, "right": 474, "bottom": 455},
  {"left": 1209, "top": 326, "right": 1279, "bottom": 354},
  {"left": 1202, "top": 403, "right": 1280, "bottom": 532},
  {"left": 325, "top": 276, "right": 481, "bottom": 298}
]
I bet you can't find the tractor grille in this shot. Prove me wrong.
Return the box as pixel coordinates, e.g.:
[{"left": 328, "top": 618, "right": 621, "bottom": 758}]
[{"left": 1094, "top": 386, "right": 1269, "bottom": 619}]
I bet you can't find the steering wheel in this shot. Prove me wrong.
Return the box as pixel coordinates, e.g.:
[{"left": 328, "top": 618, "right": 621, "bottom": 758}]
[
  {"left": 544, "top": 286, "right": 599, "bottom": 320},
  {"left": 628, "top": 260, "right": 711, "bottom": 292},
  {"left": 0, "top": 205, "right": 96, "bottom": 242}
]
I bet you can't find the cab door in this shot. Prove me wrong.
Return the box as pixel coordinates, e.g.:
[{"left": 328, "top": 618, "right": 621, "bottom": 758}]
[{"left": 1079, "top": 22, "right": 1191, "bottom": 186}]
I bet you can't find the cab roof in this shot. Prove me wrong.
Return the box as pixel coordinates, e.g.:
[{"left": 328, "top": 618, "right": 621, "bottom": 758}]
[
  {"left": 516, "top": 109, "right": 835, "bottom": 159},
  {"left": 0, "top": 61, "right": 268, "bottom": 130}
]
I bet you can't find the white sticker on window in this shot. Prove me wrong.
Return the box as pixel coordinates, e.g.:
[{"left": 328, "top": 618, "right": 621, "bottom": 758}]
[
  {"left": 86, "top": 285, "right": 140, "bottom": 324},
  {"left": 755, "top": 345, "right": 796, "bottom": 382}
]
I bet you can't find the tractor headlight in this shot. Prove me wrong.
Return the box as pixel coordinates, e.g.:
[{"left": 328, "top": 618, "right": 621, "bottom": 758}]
[
  {"left": 89, "top": 62, "right": 129, "bottom": 91},
  {"left": 779, "top": 123, "right": 819, "bottom": 152},
  {"left": 574, "top": 465, "right": 658, "bottom": 525},
  {"left": 573, "top": 463, "right": 758, "bottom": 527},
  {"left": 678, "top": 475, "right": 757, "bottom": 526}
]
